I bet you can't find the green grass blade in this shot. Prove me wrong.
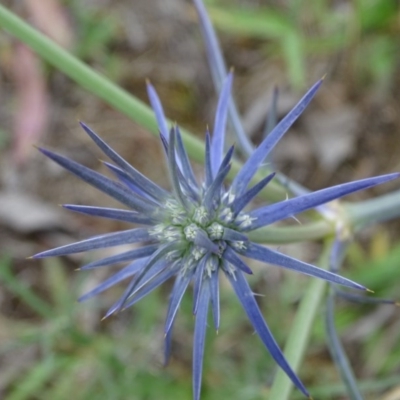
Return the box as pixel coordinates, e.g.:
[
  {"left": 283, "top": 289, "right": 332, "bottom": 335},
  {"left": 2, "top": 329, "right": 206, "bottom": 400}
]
[
  {"left": 282, "top": 33, "right": 306, "bottom": 89},
  {"left": 6, "top": 357, "right": 62, "bottom": 400},
  {"left": 267, "top": 244, "right": 329, "bottom": 400},
  {"left": 43, "top": 258, "right": 74, "bottom": 313},
  {"left": 207, "top": 5, "right": 293, "bottom": 38},
  {"left": 0, "top": 257, "right": 54, "bottom": 318}
]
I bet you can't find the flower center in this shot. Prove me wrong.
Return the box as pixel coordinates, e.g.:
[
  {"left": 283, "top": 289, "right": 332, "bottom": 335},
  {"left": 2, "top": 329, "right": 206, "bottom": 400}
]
[{"left": 148, "top": 193, "right": 251, "bottom": 280}]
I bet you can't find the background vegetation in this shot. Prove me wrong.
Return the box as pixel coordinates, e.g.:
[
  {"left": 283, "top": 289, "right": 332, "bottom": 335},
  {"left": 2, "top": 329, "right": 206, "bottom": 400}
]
[{"left": 0, "top": 0, "right": 399, "bottom": 399}]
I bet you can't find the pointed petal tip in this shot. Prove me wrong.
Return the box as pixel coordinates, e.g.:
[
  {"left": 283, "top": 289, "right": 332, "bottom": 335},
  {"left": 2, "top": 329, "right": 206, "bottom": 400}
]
[
  {"left": 100, "top": 313, "right": 114, "bottom": 322},
  {"left": 30, "top": 252, "right": 43, "bottom": 259},
  {"left": 350, "top": 282, "right": 368, "bottom": 292},
  {"left": 79, "top": 121, "right": 96, "bottom": 135},
  {"left": 37, "top": 147, "right": 59, "bottom": 160},
  {"left": 306, "top": 78, "right": 324, "bottom": 95},
  {"left": 36, "top": 146, "right": 46, "bottom": 153},
  {"left": 314, "top": 78, "right": 324, "bottom": 89},
  {"left": 301, "top": 387, "right": 312, "bottom": 398}
]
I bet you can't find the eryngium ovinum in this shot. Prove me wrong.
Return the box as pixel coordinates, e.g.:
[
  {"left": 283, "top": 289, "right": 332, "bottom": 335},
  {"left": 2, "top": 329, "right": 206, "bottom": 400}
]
[{"left": 33, "top": 73, "right": 399, "bottom": 399}]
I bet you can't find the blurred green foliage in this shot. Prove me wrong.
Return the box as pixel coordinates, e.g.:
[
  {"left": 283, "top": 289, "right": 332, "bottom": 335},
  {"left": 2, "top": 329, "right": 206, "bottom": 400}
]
[
  {"left": 1, "top": 234, "right": 399, "bottom": 399},
  {"left": 205, "top": 0, "right": 399, "bottom": 90},
  {"left": 67, "top": 0, "right": 121, "bottom": 80}
]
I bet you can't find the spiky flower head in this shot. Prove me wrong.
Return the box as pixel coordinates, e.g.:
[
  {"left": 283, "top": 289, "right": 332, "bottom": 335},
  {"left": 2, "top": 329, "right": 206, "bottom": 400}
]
[{"left": 33, "top": 72, "right": 399, "bottom": 399}]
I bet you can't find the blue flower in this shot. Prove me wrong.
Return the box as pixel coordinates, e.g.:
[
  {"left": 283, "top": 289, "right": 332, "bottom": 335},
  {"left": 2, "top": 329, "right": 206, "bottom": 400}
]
[{"left": 33, "top": 73, "right": 398, "bottom": 399}]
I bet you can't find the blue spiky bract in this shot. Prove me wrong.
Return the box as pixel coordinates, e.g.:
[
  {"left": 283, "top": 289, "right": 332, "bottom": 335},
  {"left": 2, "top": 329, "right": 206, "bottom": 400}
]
[{"left": 33, "top": 72, "right": 399, "bottom": 400}]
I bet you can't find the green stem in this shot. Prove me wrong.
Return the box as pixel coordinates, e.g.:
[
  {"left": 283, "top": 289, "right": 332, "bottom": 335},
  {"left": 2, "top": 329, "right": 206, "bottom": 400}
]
[
  {"left": 345, "top": 189, "right": 400, "bottom": 231},
  {"left": 0, "top": 4, "right": 286, "bottom": 201},
  {"left": 248, "top": 219, "right": 333, "bottom": 244},
  {"left": 267, "top": 244, "right": 330, "bottom": 400}
]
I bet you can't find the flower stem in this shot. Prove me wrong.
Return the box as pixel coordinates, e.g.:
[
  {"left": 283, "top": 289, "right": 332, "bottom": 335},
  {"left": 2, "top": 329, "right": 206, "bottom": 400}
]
[
  {"left": 267, "top": 244, "right": 330, "bottom": 400},
  {"left": 248, "top": 219, "right": 332, "bottom": 244},
  {"left": 345, "top": 189, "right": 400, "bottom": 231}
]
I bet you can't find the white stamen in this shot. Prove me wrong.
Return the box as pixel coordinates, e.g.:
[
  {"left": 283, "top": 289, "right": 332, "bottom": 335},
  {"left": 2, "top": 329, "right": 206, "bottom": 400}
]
[
  {"left": 192, "top": 247, "right": 206, "bottom": 261},
  {"left": 232, "top": 241, "right": 247, "bottom": 251},
  {"left": 220, "top": 207, "right": 234, "bottom": 223},
  {"left": 193, "top": 206, "right": 208, "bottom": 225},
  {"left": 207, "top": 222, "right": 224, "bottom": 240},
  {"left": 222, "top": 190, "right": 236, "bottom": 205},
  {"left": 149, "top": 223, "right": 165, "bottom": 239},
  {"left": 184, "top": 223, "right": 198, "bottom": 241},
  {"left": 205, "top": 257, "right": 218, "bottom": 277},
  {"left": 236, "top": 213, "right": 256, "bottom": 229}
]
